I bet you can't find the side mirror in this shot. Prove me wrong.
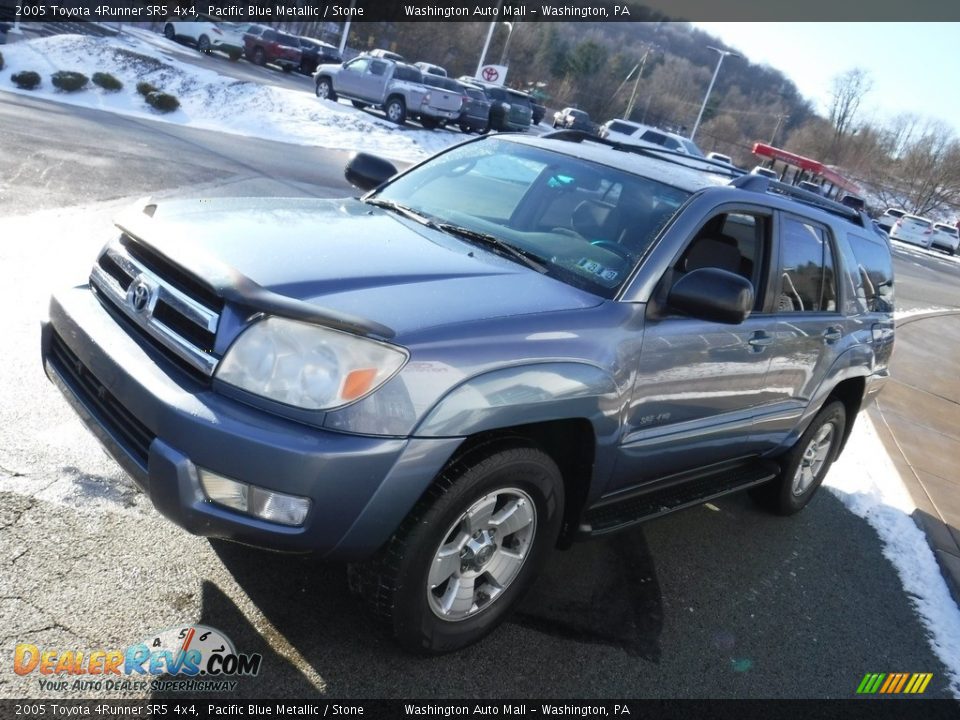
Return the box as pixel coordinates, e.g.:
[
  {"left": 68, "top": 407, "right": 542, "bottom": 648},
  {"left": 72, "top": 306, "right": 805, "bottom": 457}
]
[
  {"left": 668, "top": 267, "right": 753, "bottom": 325},
  {"left": 344, "top": 152, "right": 398, "bottom": 192}
]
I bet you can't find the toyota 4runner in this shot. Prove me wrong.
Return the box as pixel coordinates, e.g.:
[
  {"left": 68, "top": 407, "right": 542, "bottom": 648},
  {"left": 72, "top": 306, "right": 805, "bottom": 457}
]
[{"left": 42, "top": 131, "right": 894, "bottom": 654}]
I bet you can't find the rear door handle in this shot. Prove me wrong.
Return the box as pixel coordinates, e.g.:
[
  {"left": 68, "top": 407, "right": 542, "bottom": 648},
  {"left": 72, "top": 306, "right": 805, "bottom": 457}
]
[
  {"left": 823, "top": 326, "right": 843, "bottom": 343},
  {"left": 748, "top": 331, "right": 774, "bottom": 349}
]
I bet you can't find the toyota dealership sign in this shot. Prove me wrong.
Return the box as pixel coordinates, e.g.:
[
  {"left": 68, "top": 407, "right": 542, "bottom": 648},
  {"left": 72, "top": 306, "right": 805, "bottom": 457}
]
[{"left": 477, "top": 64, "right": 508, "bottom": 85}]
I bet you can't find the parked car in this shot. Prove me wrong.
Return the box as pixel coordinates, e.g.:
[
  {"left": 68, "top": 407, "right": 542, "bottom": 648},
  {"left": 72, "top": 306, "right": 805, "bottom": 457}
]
[
  {"left": 553, "top": 108, "right": 594, "bottom": 132},
  {"left": 414, "top": 62, "right": 447, "bottom": 77},
  {"left": 298, "top": 37, "right": 342, "bottom": 75},
  {"left": 751, "top": 166, "right": 779, "bottom": 180},
  {"left": 599, "top": 119, "right": 703, "bottom": 156},
  {"left": 706, "top": 152, "right": 733, "bottom": 165},
  {"left": 457, "top": 84, "right": 492, "bottom": 134},
  {"left": 163, "top": 20, "right": 242, "bottom": 60},
  {"left": 244, "top": 26, "right": 302, "bottom": 72},
  {"left": 315, "top": 56, "right": 461, "bottom": 127},
  {"left": 874, "top": 207, "right": 906, "bottom": 233},
  {"left": 369, "top": 48, "right": 405, "bottom": 62},
  {"left": 931, "top": 222, "right": 959, "bottom": 255},
  {"left": 464, "top": 80, "right": 533, "bottom": 131},
  {"left": 418, "top": 74, "right": 469, "bottom": 129},
  {"left": 889, "top": 214, "right": 935, "bottom": 249},
  {"left": 43, "top": 132, "right": 893, "bottom": 655}
]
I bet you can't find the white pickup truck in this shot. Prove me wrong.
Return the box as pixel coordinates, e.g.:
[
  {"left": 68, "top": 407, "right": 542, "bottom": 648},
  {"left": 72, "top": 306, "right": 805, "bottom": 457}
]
[{"left": 313, "top": 56, "right": 462, "bottom": 128}]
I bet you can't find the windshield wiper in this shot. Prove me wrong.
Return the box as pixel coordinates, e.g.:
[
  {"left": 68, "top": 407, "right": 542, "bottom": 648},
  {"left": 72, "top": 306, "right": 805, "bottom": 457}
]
[
  {"left": 365, "top": 197, "right": 443, "bottom": 231},
  {"left": 434, "top": 222, "right": 549, "bottom": 274}
]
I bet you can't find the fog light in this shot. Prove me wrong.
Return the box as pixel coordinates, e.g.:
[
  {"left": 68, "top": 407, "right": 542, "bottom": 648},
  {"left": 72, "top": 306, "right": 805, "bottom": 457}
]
[{"left": 199, "top": 469, "right": 310, "bottom": 527}]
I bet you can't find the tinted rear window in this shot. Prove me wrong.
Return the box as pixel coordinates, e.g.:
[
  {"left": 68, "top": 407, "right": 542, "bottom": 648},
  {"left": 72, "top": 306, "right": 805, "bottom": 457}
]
[
  {"left": 394, "top": 65, "right": 423, "bottom": 82},
  {"left": 465, "top": 87, "right": 486, "bottom": 101},
  {"left": 904, "top": 216, "right": 931, "bottom": 226},
  {"left": 507, "top": 92, "right": 531, "bottom": 107},
  {"left": 848, "top": 233, "right": 894, "bottom": 313},
  {"left": 607, "top": 121, "right": 639, "bottom": 135}
]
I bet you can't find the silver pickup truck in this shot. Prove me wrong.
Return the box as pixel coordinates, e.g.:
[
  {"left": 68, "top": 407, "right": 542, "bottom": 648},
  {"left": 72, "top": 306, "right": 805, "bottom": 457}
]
[{"left": 314, "top": 56, "right": 462, "bottom": 128}]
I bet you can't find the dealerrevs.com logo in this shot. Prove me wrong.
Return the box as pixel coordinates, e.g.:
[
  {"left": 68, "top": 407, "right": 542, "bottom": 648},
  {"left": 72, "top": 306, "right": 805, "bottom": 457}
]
[{"left": 14, "top": 625, "right": 262, "bottom": 693}]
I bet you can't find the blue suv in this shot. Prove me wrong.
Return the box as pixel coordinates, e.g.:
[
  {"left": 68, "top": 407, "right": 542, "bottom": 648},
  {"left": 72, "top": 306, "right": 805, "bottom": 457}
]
[{"left": 42, "top": 132, "right": 894, "bottom": 653}]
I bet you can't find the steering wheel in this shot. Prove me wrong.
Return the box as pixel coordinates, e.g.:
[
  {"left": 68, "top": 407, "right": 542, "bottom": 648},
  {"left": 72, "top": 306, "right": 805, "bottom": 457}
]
[{"left": 590, "top": 240, "right": 633, "bottom": 263}]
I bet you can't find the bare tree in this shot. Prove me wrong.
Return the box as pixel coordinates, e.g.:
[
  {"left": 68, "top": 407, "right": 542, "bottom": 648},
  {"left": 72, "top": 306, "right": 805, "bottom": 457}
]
[{"left": 827, "top": 68, "right": 873, "bottom": 161}]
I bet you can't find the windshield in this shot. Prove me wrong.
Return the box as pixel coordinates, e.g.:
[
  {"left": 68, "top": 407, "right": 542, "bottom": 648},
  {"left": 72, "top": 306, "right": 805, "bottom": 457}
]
[{"left": 371, "top": 139, "right": 691, "bottom": 298}]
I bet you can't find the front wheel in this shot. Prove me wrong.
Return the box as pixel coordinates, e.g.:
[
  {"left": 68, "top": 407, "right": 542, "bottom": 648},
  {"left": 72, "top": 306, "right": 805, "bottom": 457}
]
[
  {"left": 350, "top": 445, "right": 564, "bottom": 654},
  {"left": 751, "top": 400, "right": 846, "bottom": 515},
  {"left": 163, "top": 24, "right": 175, "bottom": 40},
  {"left": 197, "top": 35, "right": 211, "bottom": 53},
  {"left": 315, "top": 77, "right": 336, "bottom": 101}
]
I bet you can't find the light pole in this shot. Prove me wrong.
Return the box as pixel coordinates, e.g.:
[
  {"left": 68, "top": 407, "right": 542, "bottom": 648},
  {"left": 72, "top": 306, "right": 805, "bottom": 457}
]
[
  {"left": 690, "top": 46, "right": 740, "bottom": 141},
  {"left": 498, "top": 22, "right": 515, "bottom": 66}
]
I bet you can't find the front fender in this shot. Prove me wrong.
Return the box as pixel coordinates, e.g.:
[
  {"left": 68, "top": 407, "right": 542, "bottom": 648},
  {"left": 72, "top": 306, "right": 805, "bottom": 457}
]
[{"left": 412, "top": 362, "right": 620, "bottom": 438}]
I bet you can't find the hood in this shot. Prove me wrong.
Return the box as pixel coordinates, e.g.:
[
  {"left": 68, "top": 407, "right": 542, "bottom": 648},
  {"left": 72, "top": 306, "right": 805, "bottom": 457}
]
[{"left": 115, "top": 197, "right": 602, "bottom": 338}]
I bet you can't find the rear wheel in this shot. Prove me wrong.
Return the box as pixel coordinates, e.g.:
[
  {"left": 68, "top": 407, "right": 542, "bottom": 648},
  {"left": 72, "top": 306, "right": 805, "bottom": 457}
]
[
  {"left": 163, "top": 24, "right": 175, "bottom": 40},
  {"left": 197, "top": 35, "right": 211, "bottom": 53},
  {"left": 349, "top": 444, "right": 564, "bottom": 654},
  {"left": 420, "top": 117, "right": 440, "bottom": 130},
  {"left": 253, "top": 47, "right": 265, "bottom": 66},
  {"left": 385, "top": 96, "right": 407, "bottom": 125},
  {"left": 750, "top": 400, "right": 846, "bottom": 515},
  {"left": 459, "top": 122, "right": 473, "bottom": 134}
]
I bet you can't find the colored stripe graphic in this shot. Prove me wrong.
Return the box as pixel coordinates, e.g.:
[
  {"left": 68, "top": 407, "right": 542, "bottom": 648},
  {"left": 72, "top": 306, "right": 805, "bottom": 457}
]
[{"left": 857, "top": 672, "right": 932, "bottom": 694}]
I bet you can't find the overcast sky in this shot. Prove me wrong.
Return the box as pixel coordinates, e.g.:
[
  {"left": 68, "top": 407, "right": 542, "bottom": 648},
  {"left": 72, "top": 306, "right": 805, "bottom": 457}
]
[{"left": 692, "top": 23, "right": 960, "bottom": 137}]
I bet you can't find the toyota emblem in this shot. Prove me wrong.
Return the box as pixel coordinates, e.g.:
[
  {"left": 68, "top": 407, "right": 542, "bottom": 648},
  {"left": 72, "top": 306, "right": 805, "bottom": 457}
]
[
  {"left": 129, "top": 278, "right": 153, "bottom": 313},
  {"left": 481, "top": 66, "right": 499, "bottom": 82}
]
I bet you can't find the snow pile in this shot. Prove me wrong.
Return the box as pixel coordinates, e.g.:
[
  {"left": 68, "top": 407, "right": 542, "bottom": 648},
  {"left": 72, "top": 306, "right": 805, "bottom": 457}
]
[
  {"left": 0, "top": 33, "right": 462, "bottom": 162},
  {"left": 825, "top": 416, "right": 960, "bottom": 696}
]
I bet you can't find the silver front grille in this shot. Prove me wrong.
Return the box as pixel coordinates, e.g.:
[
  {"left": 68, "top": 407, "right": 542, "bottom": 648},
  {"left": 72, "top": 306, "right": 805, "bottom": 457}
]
[{"left": 89, "top": 237, "right": 221, "bottom": 377}]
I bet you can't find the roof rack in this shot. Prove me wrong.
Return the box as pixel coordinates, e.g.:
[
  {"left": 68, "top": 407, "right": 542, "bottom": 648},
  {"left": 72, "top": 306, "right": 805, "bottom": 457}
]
[
  {"left": 729, "top": 174, "right": 870, "bottom": 227},
  {"left": 542, "top": 129, "right": 744, "bottom": 180}
]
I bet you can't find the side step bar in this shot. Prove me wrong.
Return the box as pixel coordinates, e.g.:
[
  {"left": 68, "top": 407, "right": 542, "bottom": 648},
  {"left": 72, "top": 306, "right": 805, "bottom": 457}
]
[{"left": 580, "top": 460, "right": 780, "bottom": 537}]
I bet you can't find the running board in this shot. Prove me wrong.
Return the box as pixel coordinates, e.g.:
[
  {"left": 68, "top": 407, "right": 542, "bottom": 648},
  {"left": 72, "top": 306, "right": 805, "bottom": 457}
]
[{"left": 580, "top": 460, "right": 780, "bottom": 536}]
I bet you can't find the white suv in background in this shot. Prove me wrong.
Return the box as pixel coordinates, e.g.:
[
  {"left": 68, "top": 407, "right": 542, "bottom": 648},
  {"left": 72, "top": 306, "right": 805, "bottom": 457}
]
[
  {"left": 931, "top": 222, "right": 959, "bottom": 255},
  {"left": 889, "top": 214, "right": 935, "bottom": 249},
  {"left": 875, "top": 207, "right": 906, "bottom": 232},
  {"left": 598, "top": 120, "right": 703, "bottom": 156},
  {"left": 163, "top": 21, "right": 243, "bottom": 61}
]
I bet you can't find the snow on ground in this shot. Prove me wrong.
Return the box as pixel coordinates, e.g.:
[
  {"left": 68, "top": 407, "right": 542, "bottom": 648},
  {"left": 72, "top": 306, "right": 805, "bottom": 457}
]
[
  {"left": 0, "top": 32, "right": 462, "bottom": 163},
  {"left": 895, "top": 306, "right": 953, "bottom": 321},
  {"left": 890, "top": 238, "right": 960, "bottom": 268},
  {"left": 825, "top": 415, "right": 960, "bottom": 697}
]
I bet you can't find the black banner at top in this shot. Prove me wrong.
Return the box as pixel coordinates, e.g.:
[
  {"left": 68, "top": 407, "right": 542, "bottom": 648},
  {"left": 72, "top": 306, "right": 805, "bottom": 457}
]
[{"left": 3, "top": 0, "right": 960, "bottom": 22}]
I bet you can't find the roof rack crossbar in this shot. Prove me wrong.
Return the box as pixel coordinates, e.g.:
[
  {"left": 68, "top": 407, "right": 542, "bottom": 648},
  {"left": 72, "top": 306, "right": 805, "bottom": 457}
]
[
  {"left": 730, "top": 174, "right": 867, "bottom": 225},
  {"left": 541, "top": 129, "right": 743, "bottom": 179}
]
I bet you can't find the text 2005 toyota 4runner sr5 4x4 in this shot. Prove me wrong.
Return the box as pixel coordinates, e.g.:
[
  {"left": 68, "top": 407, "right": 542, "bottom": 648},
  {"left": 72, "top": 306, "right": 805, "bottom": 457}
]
[{"left": 42, "top": 132, "right": 894, "bottom": 653}]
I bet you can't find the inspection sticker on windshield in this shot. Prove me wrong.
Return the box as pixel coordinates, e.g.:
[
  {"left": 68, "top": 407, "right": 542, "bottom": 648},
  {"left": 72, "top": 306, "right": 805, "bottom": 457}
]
[{"left": 577, "top": 258, "right": 619, "bottom": 281}]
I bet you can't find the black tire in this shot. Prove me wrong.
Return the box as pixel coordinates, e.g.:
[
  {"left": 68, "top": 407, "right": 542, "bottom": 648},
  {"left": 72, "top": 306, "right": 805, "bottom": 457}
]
[
  {"left": 163, "top": 24, "right": 175, "bottom": 41},
  {"left": 750, "top": 400, "right": 846, "bottom": 515},
  {"left": 459, "top": 122, "right": 473, "bottom": 135},
  {"left": 228, "top": 51, "right": 241, "bottom": 62},
  {"left": 282, "top": 64, "right": 292, "bottom": 73},
  {"left": 349, "top": 444, "right": 564, "bottom": 654},
  {"left": 420, "top": 117, "right": 440, "bottom": 130},
  {"left": 351, "top": 100, "right": 368, "bottom": 109},
  {"left": 253, "top": 47, "right": 265, "bottom": 66},
  {"left": 198, "top": 35, "right": 211, "bottom": 54},
  {"left": 315, "top": 77, "right": 336, "bottom": 101},
  {"left": 384, "top": 96, "right": 407, "bottom": 125}
]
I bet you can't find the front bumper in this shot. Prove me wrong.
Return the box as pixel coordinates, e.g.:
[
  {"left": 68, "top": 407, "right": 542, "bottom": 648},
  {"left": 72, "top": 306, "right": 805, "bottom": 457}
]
[{"left": 42, "top": 286, "right": 462, "bottom": 558}]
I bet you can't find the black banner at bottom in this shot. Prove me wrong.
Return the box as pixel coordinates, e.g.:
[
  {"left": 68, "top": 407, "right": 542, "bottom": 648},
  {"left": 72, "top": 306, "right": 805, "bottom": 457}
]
[{"left": 4, "top": 699, "right": 960, "bottom": 720}]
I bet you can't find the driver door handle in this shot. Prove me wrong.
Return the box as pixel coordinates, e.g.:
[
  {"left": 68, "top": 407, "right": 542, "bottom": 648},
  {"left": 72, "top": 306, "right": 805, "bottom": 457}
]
[{"left": 748, "top": 331, "right": 774, "bottom": 349}]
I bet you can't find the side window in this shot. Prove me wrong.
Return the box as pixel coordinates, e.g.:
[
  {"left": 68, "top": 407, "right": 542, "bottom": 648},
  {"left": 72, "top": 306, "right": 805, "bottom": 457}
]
[
  {"left": 674, "top": 211, "right": 770, "bottom": 310},
  {"left": 263, "top": 30, "right": 278, "bottom": 43},
  {"left": 345, "top": 58, "right": 369, "bottom": 73},
  {"left": 369, "top": 60, "right": 388, "bottom": 76},
  {"left": 847, "top": 233, "right": 894, "bottom": 313},
  {"left": 777, "top": 217, "right": 838, "bottom": 313}
]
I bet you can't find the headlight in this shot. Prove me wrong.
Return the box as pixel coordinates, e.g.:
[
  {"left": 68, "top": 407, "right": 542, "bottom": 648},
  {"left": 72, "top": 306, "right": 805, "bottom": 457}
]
[{"left": 216, "top": 316, "right": 407, "bottom": 410}]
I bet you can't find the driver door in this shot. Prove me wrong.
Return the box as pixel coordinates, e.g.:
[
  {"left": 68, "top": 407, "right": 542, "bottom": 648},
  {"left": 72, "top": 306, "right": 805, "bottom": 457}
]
[{"left": 612, "top": 207, "right": 780, "bottom": 489}]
